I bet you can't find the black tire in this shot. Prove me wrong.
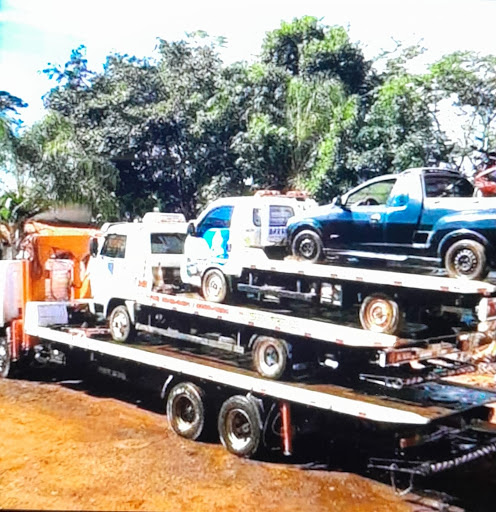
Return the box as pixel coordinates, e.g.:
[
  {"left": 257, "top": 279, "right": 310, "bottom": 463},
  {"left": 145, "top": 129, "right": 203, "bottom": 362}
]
[
  {"left": 218, "top": 395, "right": 262, "bottom": 457},
  {"left": 444, "top": 239, "right": 488, "bottom": 280},
  {"left": 166, "top": 382, "right": 207, "bottom": 441},
  {"left": 291, "top": 230, "right": 323, "bottom": 263},
  {"left": 252, "top": 336, "right": 290, "bottom": 380},
  {"left": 359, "top": 294, "right": 402, "bottom": 335},
  {"left": 201, "top": 268, "right": 228, "bottom": 303},
  {"left": 0, "top": 336, "right": 11, "bottom": 378},
  {"left": 109, "top": 305, "right": 136, "bottom": 343}
]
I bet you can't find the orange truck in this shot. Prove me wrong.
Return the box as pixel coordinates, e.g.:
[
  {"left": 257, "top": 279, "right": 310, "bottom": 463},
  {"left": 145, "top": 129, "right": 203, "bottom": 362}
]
[{"left": 0, "top": 222, "right": 98, "bottom": 377}]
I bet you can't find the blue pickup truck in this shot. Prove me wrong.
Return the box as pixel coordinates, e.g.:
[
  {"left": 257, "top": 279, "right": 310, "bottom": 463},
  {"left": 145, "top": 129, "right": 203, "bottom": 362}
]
[{"left": 287, "top": 168, "right": 496, "bottom": 280}]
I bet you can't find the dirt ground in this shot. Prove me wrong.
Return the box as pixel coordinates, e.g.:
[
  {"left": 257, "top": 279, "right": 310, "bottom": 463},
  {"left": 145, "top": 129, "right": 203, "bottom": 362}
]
[{"left": 0, "top": 377, "right": 415, "bottom": 512}]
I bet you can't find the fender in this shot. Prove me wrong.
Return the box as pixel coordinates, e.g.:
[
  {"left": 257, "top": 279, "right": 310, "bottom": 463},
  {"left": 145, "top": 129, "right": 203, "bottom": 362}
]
[{"left": 437, "top": 228, "right": 491, "bottom": 259}]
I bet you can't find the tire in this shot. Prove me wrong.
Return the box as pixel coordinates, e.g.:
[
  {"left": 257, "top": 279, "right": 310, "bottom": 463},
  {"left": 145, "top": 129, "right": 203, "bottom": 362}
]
[
  {"left": 218, "top": 395, "right": 262, "bottom": 457},
  {"left": 359, "top": 294, "right": 402, "bottom": 335},
  {"left": 444, "top": 239, "right": 488, "bottom": 281},
  {"left": 0, "top": 336, "right": 11, "bottom": 378},
  {"left": 252, "top": 336, "right": 290, "bottom": 380},
  {"left": 291, "top": 230, "right": 324, "bottom": 263},
  {"left": 166, "top": 382, "right": 207, "bottom": 441},
  {"left": 201, "top": 268, "right": 228, "bottom": 303},
  {"left": 109, "top": 305, "right": 136, "bottom": 343}
]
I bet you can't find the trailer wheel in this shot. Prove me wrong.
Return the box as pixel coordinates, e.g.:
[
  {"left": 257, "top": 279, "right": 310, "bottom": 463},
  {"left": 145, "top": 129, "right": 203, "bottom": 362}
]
[
  {"left": 444, "top": 240, "right": 488, "bottom": 280},
  {"left": 218, "top": 395, "right": 262, "bottom": 457},
  {"left": 291, "top": 230, "right": 323, "bottom": 263},
  {"left": 109, "top": 305, "right": 135, "bottom": 343},
  {"left": 201, "top": 268, "right": 228, "bottom": 303},
  {"left": 166, "top": 382, "right": 207, "bottom": 440},
  {"left": 0, "top": 336, "right": 11, "bottom": 378},
  {"left": 359, "top": 294, "right": 401, "bottom": 334},
  {"left": 252, "top": 336, "right": 290, "bottom": 380}
]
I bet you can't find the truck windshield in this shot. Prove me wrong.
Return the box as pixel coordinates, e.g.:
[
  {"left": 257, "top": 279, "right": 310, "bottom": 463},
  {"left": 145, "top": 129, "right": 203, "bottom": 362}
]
[{"left": 150, "top": 233, "right": 186, "bottom": 254}]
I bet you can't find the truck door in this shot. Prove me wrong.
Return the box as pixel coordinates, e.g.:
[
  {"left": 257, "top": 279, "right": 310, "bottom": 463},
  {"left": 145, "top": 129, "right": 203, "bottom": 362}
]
[
  {"left": 89, "top": 233, "right": 131, "bottom": 304},
  {"left": 195, "top": 205, "right": 234, "bottom": 264},
  {"left": 383, "top": 173, "right": 423, "bottom": 246},
  {"left": 342, "top": 178, "right": 396, "bottom": 248}
]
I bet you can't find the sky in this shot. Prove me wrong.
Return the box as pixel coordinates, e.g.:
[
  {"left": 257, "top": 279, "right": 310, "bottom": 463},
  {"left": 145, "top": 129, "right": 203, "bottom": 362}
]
[{"left": 1, "top": 0, "right": 496, "bottom": 126}]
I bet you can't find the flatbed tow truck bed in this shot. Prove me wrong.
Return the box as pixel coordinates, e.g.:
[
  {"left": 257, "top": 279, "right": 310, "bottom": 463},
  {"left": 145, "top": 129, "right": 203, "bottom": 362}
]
[{"left": 23, "top": 301, "right": 496, "bottom": 480}]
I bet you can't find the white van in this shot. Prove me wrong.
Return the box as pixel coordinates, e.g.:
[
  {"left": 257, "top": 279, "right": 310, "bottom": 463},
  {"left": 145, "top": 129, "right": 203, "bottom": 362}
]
[{"left": 181, "top": 191, "right": 316, "bottom": 302}]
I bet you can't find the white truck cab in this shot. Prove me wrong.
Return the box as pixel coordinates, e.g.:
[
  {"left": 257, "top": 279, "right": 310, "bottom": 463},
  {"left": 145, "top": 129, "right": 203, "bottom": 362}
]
[
  {"left": 89, "top": 212, "right": 187, "bottom": 316},
  {"left": 181, "top": 191, "right": 317, "bottom": 301}
]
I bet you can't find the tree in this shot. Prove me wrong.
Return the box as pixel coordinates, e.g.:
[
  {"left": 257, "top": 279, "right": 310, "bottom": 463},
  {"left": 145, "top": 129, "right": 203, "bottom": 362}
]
[
  {"left": 429, "top": 51, "right": 496, "bottom": 170},
  {"left": 42, "top": 39, "right": 237, "bottom": 219}
]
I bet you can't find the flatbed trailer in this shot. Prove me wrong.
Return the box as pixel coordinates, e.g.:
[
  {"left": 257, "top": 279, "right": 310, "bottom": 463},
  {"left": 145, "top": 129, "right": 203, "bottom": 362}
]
[
  {"left": 191, "top": 248, "right": 496, "bottom": 336},
  {"left": 22, "top": 301, "right": 496, "bottom": 483},
  {"left": 102, "top": 286, "right": 491, "bottom": 384}
]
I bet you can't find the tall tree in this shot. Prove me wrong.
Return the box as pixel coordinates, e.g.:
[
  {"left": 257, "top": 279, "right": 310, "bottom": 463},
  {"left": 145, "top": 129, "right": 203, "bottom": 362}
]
[{"left": 429, "top": 51, "right": 496, "bottom": 170}]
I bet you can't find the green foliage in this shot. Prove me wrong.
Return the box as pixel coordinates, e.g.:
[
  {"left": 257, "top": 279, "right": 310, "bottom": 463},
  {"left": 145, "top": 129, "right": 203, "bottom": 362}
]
[
  {"left": 8, "top": 17, "right": 496, "bottom": 222},
  {"left": 429, "top": 51, "right": 496, "bottom": 166}
]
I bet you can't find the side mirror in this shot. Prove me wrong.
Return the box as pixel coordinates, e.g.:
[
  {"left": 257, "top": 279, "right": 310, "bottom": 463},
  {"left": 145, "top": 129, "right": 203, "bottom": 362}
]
[
  {"left": 187, "top": 222, "right": 197, "bottom": 237},
  {"left": 336, "top": 195, "right": 349, "bottom": 210},
  {"left": 89, "top": 237, "right": 99, "bottom": 257}
]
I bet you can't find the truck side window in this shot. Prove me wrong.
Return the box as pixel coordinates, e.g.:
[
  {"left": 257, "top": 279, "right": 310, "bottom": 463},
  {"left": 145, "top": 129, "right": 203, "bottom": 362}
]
[
  {"left": 150, "top": 233, "right": 186, "bottom": 254},
  {"left": 101, "top": 234, "right": 126, "bottom": 258},
  {"left": 424, "top": 175, "right": 474, "bottom": 198},
  {"left": 196, "top": 206, "right": 234, "bottom": 238},
  {"left": 269, "top": 205, "right": 294, "bottom": 226},
  {"left": 347, "top": 179, "right": 396, "bottom": 208}
]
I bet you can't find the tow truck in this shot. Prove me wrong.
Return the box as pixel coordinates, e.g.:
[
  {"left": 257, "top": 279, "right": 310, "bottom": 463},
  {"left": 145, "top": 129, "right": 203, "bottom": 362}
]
[{"left": 2, "top": 215, "right": 496, "bottom": 489}]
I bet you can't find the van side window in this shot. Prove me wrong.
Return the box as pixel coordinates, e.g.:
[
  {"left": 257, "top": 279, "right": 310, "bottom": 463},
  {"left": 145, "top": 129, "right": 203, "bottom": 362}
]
[
  {"left": 253, "top": 208, "right": 261, "bottom": 227},
  {"left": 269, "top": 205, "right": 294, "bottom": 226},
  {"left": 150, "top": 233, "right": 186, "bottom": 254},
  {"left": 101, "top": 234, "right": 127, "bottom": 258},
  {"left": 196, "top": 206, "right": 234, "bottom": 237}
]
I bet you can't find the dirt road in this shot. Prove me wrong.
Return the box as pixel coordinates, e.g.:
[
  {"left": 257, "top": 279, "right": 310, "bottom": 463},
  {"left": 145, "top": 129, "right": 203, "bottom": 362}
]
[{"left": 0, "top": 378, "right": 413, "bottom": 511}]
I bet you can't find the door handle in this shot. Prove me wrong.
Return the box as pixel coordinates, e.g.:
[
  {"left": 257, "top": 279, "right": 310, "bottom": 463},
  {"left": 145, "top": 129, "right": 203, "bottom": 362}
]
[{"left": 369, "top": 213, "right": 381, "bottom": 223}]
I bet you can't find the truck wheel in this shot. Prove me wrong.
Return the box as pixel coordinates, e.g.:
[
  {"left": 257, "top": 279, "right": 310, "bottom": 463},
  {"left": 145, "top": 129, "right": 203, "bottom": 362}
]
[
  {"left": 252, "top": 336, "right": 290, "bottom": 380},
  {"left": 109, "top": 305, "right": 136, "bottom": 343},
  {"left": 166, "top": 382, "right": 207, "bottom": 441},
  {"left": 201, "top": 268, "right": 228, "bottom": 303},
  {"left": 359, "top": 294, "right": 401, "bottom": 334},
  {"left": 218, "top": 395, "right": 262, "bottom": 457},
  {"left": 291, "top": 230, "right": 323, "bottom": 263},
  {"left": 445, "top": 240, "right": 488, "bottom": 280},
  {"left": 0, "top": 336, "right": 11, "bottom": 378}
]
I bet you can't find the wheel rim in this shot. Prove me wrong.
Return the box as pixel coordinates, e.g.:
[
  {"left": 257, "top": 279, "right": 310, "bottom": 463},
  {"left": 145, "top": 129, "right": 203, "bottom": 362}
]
[
  {"left": 299, "top": 237, "right": 317, "bottom": 260},
  {"left": 453, "top": 248, "right": 478, "bottom": 275},
  {"left": 205, "top": 273, "right": 224, "bottom": 301},
  {"left": 263, "top": 344, "right": 279, "bottom": 368},
  {"left": 362, "top": 298, "right": 397, "bottom": 332},
  {"left": 111, "top": 311, "right": 129, "bottom": 338},
  {"left": 226, "top": 409, "right": 252, "bottom": 452},
  {"left": 173, "top": 396, "right": 197, "bottom": 432}
]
